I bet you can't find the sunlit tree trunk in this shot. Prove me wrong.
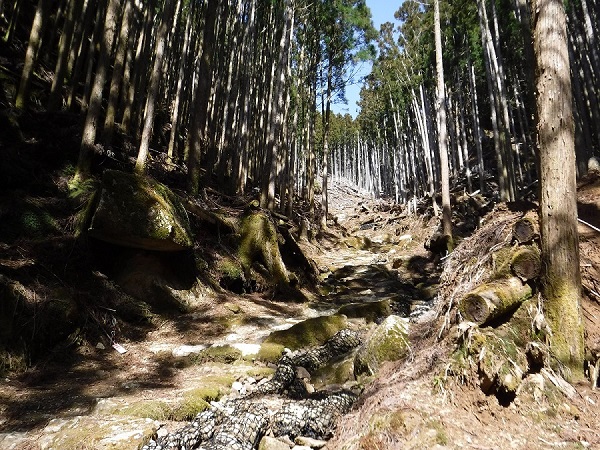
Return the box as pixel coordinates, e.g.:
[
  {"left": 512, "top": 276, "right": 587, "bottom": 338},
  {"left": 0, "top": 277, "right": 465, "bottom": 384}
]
[
  {"left": 15, "top": 0, "right": 51, "bottom": 110},
  {"left": 101, "top": 0, "right": 133, "bottom": 146},
  {"left": 167, "top": 1, "right": 194, "bottom": 163},
  {"left": 135, "top": 0, "right": 176, "bottom": 175},
  {"left": 533, "top": 0, "right": 584, "bottom": 378},
  {"left": 434, "top": 0, "right": 452, "bottom": 251}
]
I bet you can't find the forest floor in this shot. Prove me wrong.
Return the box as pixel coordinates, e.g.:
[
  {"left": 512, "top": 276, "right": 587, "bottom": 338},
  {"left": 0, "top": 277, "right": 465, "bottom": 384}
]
[{"left": 1, "top": 173, "right": 600, "bottom": 449}]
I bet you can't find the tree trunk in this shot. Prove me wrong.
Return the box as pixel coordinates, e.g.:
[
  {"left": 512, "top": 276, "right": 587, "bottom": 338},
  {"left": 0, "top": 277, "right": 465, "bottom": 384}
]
[
  {"left": 134, "top": 0, "right": 176, "bottom": 175},
  {"left": 533, "top": 0, "right": 584, "bottom": 378},
  {"left": 48, "top": 0, "right": 84, "bottom": 111},
  {"left": 101, "top": 0, "right": 133, "bottom": 146},
  {"left": 15, "top": 0, "right": 51, "bottom": 110},
  {"left": 73, "top": 0, "right": 121, "bottom": 182},
  {"left": 167, "top": 2, "right": 193, "bottom": 163},
  {"left": 187, "top": 0, "right": 218, "bottom": 195},
  {"left": 434, "top": 0, "right": 453, "bottom": 252}
]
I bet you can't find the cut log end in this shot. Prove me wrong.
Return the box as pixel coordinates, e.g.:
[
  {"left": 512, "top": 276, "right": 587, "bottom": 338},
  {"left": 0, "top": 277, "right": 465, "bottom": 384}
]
[
  {"left": 512, "top": 217, "right": 538, "bottom": 244},
  {"left": 510, "top": 246, "right": 541, "bottom": 281},
  {"left": 459, "top": 277, "right": 533, "bottom": 325}
]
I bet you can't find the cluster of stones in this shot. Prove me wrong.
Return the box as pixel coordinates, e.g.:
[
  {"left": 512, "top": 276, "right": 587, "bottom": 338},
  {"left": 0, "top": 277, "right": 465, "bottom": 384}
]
[{"left": 142, "top": 330, "right": 362, "bottom": 450}]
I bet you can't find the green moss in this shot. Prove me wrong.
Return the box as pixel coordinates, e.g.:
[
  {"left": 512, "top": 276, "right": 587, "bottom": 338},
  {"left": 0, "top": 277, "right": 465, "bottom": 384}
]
[
  {"left": 192, "top": 345, "right": 242, "bottom": 364},
  {"left": 337, "top": 300, "right": 392, "bottom": 323},
  {"left": 0, "top": 197, "right": 60, "bottom": 241},
  {"left": 218, "top": 258, "right": 243, "bottom": 279},
  {"left": 256, "top": 342, "right": 285, "bottom": 363},
  {"left": 245, "top": 366, "right": 276, "bottom": 379},
  {"left": 237, "top": 211, "right": 289, "bottom": 286},
  {"left": 492, "top": 247, "right": 514, "bottom": 279},
  {"left": 170, "top": 387, "right": 221, "bottom": 421},
  {"left": 206, "top": 374, "right": 236, "bottom": 385},
  {"left": 118, "top": 400, "right": 171, "bottom": 420},
  {"left": 263, "top": 314, "right": 348, "bottom": 350}
]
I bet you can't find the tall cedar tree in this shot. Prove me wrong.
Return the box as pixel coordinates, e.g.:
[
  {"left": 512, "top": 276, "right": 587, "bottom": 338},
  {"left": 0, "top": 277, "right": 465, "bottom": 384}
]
[{"left": 533, "top": 0, "right": 585, "bottom": 377}]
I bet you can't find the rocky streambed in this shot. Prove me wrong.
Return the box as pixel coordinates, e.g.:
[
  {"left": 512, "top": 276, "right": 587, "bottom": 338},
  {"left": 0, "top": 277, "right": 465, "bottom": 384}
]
[{"left": 0, "top": 233, "right": 439, "bottom": 450}]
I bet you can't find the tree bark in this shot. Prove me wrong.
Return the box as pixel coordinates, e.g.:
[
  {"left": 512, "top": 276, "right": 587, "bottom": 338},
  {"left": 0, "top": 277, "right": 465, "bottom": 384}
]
[
  {"left": 434, "top": 0, "right": 453, "bottom": 252},
  {"left": 15, "top": 0, "right": 51, "bottom": 110},
  {"left": 73, "top": 0, "right": 121, "bottom": 182},
  {"left": 48, "top": 0, "right": 84, "bottom": 111},
  {"left": 135, "top": 0, "right": 176, "bottom": 175},
  {"left": 101, "top": 0, "right": 133, "bottom": 146},
  {"left": 533, "top": 0, "right": 584, "bottom": 377},
  {"left": 187, "top": 0, "right": 218, "bottom": 195}
]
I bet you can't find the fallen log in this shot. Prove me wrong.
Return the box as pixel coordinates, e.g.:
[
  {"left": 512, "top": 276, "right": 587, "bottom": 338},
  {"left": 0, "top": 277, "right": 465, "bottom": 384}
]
[
  {"left": 512, "top": 216, "right": 538, "bottom": 244},
  {"left": 510, "top": 245, "right": 541, "bottom": 281},
  {"left": 459, "top": 277, "right": 532, "bottom": 325},
  {"left": 183, "top": 200, "right": 238, "bottom": 232}
]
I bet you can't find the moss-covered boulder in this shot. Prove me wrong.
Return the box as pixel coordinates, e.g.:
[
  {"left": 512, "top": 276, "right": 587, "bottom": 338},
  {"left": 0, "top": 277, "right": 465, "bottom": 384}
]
[
  {"left": 263, "top": 314, "right": 348, "bottom": 350},
  {"left": 354, "top": 315, "right": 410, "bottom": 377},
  {"left": 87, "top": 170, "right": 192, "bottom": 251},
  {"left": 337, "top": 300, "right": 392, "bottom": 323}
]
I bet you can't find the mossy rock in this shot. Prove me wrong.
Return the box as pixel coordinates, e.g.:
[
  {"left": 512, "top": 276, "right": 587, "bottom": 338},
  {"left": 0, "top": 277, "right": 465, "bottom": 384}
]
[
  {"left": 337, "top": 300, "right": 392, "bottom": 323},
  {"left": 246, "top": 366, "right": 276, "bottom": 380},
  {"left": 170, "top": 386, "right": 222, "bottom": 421},
  {"left": 313, "top": 354, "right": 355, "bottom": 388},
  {"left": 192, "top": 345, "right": 243, "bottom": 364},
  {"left": 217, "top": 257, "right": 246, "bottom": 293},
  {"left": 0, "top": 196, "right": 60, "bottom": 242},
  {"left": 87, "top": 170, "right": 192, "bottom": 251},
  {"left": 354, "top": 315, "right": 410, "bottom": 377},
  {"left": 263, "top": 314, "right": 348, "bottom": 350},
  {"left": 118, "top": 400, "right": 171, "bottom": 420},
  {"left": 256, "top": 342, "right": 285, "bottom": 363}
]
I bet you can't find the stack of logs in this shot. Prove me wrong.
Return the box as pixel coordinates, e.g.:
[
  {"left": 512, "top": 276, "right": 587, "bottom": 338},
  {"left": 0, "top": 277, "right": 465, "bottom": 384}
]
[{"left": 459, "top": 214, "right": 541, "bottom": 325}]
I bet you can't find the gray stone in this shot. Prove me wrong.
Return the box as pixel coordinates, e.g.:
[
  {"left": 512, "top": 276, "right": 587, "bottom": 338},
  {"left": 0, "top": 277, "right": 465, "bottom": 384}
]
[
  {"left": 259, "top": 435, "right": 292, "bottom": 450},
  {"left": 354, "top": 315, "right": 410, "bottom": 377},
  {"left": 88, "top": 170, "right": 192, "bottom": 251},
  {"left": 294, "top": 435, "right": 327, "bottom": 448},
  {"left": 38, "top": 416, "right": 159, "bottom": 449},
  {"left": 0, "top": 432, "right": 31, "bottom": 450}
]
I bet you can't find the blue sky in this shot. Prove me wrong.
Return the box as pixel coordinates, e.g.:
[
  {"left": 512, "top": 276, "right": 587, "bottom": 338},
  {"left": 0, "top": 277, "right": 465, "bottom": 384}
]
[{"left": 330, "top": 1, "right": 404, "bottom": 118}]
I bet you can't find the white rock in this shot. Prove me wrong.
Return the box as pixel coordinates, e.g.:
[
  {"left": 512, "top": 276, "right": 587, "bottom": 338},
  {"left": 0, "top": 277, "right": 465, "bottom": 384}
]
[
  {"left": 231, "top": 343, "right": 261, "bottom": 356},
  {"left": 295, "top": 435, "right": 328, "bottom": 448},
  {"left": 171, "top": 344, "right": 206, "bottom": 357}
]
